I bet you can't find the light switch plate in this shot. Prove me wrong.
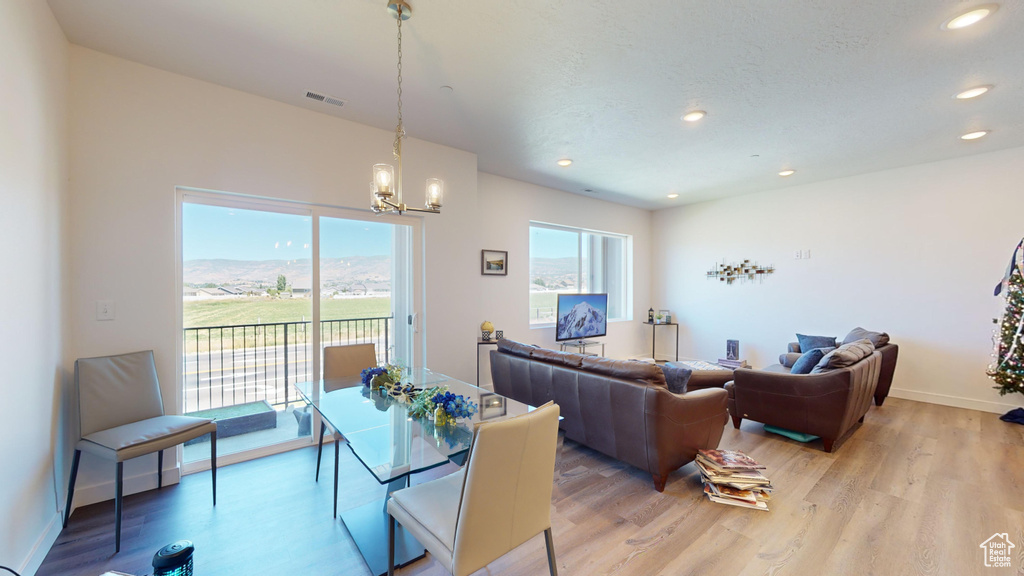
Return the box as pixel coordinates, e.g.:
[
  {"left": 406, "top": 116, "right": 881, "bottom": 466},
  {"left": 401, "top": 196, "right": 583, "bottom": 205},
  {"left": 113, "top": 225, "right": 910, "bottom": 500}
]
[
  {"left": 804, "top": 249, "right": 811, "bottom": 259},
  {"left": 794, "top": 250, "right": 802, "bottom": 259},
  {"left": 96, "top": 300, "right": 115, "bottom": 321}
]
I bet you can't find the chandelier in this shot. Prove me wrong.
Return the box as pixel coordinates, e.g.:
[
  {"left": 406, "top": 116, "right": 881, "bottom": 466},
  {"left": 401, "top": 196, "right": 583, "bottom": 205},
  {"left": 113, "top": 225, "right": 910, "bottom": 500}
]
[{"left": 371, "top": 0, "right": 444, "bottom": 215}]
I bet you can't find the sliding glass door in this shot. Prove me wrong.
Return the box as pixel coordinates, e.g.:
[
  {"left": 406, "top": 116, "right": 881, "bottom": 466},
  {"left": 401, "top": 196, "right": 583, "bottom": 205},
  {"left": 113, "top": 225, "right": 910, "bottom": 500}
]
[{"left": 179, "top": 192, "right": 421, "bottom": 468}]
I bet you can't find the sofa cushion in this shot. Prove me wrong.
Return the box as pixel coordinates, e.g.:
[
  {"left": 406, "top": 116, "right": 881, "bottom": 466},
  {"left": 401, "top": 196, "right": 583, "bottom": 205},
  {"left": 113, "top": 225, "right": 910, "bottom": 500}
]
[
  {"left": 496, "top": 338, "right": 535, "bottom": 358},
  {"left": 580, "top": 356, "right": 667, "bottom": 387},
  {"left": 791, "top": 347, "right": 833, "bottom": 374},
  {"left": 531, "top": 347, "right": 585, "bottom": 368},
  {"left": 661, "top": 364, "right": 692, "bottom": 394},
  {"left": 796, "top": 334, "right": 837, "bottom": 352},
  {"left": 811, "top": 339, "right": 874, "bottom": 373},
  {"left": 842, "top": 327, "right": 890, "bottom": 348}
]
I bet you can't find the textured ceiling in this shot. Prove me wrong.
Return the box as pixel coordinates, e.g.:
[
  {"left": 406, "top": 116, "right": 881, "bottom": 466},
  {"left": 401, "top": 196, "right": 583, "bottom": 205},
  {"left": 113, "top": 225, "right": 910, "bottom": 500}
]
[{"left": 47, "top": 0, "right": 1024, "bottom": 209}]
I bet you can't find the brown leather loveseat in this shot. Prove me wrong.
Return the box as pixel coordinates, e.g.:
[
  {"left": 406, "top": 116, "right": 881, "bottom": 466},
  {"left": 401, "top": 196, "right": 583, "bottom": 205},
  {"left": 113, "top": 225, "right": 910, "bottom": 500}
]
[
  {"left": 727, "top": 349, "right": 881, "bottom": 453},
  {"left": 490, "top": 339, "right": 728, "bottom": 491}
]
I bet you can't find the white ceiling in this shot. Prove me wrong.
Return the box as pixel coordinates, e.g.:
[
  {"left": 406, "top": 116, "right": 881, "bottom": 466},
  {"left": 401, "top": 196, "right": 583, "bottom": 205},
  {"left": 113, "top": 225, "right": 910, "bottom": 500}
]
[{"left": 47, "top": 0, "right": 1024, "bottom": 209}]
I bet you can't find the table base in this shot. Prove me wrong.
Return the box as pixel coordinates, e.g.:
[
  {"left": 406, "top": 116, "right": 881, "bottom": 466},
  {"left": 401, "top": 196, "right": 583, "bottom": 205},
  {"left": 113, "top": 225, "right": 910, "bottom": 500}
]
[{"left": 342, "top": 498, "right": 426, "bottom": 576}]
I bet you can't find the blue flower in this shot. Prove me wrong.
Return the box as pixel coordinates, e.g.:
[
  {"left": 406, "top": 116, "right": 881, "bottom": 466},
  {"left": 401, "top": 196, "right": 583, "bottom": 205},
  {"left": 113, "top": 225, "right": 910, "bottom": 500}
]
[{"left": 360, "top": 366, "right": 386, "bottom": 387}]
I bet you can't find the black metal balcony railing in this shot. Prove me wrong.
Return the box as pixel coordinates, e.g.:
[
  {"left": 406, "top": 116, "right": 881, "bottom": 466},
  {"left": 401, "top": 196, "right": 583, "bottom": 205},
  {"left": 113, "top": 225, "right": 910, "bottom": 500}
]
[{"left": 183, "top": 316, "right": 392, "bottom": 413}]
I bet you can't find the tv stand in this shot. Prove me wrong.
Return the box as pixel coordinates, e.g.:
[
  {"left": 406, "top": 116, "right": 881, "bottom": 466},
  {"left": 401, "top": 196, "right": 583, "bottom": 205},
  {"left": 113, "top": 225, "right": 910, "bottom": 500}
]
[{"left": 559, "top": 340, "right": 605, "bottom": 357}]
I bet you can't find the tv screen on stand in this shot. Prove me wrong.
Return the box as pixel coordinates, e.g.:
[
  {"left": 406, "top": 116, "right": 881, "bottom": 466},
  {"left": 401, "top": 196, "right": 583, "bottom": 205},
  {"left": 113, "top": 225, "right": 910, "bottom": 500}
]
[{"left": 555, "top": 293, "right": 608, "bottom": 342}]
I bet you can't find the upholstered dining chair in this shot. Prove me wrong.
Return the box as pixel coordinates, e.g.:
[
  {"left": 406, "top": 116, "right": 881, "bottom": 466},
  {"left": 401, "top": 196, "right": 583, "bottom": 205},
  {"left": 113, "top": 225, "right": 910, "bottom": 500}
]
[
  {"left": 387, "top": 402, "right": 561, "bottom": 576},
  {"left": 63, "top": 350, "right": 217, "bottom": 552},
  {"left": 315, "top": 343, "right": 377, "bottom": 482}
]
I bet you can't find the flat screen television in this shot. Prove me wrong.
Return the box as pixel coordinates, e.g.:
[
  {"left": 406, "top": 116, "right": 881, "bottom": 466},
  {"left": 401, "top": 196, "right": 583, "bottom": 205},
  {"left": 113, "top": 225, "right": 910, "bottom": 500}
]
[{"left": 555, "top": 293, "right": 608, "bottom": 342}]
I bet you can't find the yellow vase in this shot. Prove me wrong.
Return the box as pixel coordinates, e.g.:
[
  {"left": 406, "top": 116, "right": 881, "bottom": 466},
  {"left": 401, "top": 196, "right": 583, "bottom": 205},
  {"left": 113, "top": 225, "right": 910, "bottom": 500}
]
[{"left": 434, "top": 406, "right": 451, "bottom": 426}]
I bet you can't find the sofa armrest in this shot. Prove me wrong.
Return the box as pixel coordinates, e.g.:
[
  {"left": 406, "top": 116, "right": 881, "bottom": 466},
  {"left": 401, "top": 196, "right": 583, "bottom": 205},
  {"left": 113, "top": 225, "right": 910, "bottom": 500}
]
[
  {"left": 685, "top": 370, "right": 734, "bottom": 392},
  {"left": 644, "top": 387, "right": 728, "bottom": 480},
  {"left": 779, "top": 353, "right": 802, "bottom": 368},
  {"left": 788, "top": 342, "right": 801, "bottom": 353}
]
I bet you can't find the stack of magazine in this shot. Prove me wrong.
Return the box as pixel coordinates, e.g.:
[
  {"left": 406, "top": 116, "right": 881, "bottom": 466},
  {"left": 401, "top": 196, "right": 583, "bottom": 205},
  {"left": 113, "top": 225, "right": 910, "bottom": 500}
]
[{"left": 696, "top": 449, "right": 772, "bottom": 511}]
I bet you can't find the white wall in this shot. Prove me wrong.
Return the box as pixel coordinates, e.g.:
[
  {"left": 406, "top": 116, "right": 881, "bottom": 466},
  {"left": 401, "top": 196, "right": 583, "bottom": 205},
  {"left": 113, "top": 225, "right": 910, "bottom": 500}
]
[
  {"left": 652, "top": 145, "right": 1024, "bottom": 414},
  {"left": 0, "top": 0, "right": 68, "bottom": 572},
  {"left": 475, "top": 173, "right": 653, "bottom": 386},
  {"left": 67, "top": 46, "right": 478, "bottom": 503}
]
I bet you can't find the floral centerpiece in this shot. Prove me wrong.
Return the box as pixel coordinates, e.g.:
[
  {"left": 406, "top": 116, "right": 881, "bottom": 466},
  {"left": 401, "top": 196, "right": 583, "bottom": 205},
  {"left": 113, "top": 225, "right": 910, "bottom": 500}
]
[
  {"left": 432, "top": 390, "right": 478, "bottom": 426},
  {"left": 359, "top": 365, "right": 478, "bottom": 426}
]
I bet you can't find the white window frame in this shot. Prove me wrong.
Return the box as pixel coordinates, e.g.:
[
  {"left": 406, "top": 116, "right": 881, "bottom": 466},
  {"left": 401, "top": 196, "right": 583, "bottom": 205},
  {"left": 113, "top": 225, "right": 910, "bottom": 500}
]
[{"left": 528, "top": 221, "right": 633, "bottom": 328}]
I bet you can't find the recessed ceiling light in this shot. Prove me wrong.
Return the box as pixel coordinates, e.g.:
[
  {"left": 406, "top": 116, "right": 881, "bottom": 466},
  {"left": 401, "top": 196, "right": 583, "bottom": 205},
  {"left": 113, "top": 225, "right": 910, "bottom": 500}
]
[
  {"left": 681, "top": 111, "right": 706, "bottom": 122},
  {"left": 942, "top": 4, "right": 998, "bottom": 30},
  {"left": 778, "top": 169, "right": 796, "bottom": 177},
  {"left": 955, "top": 85, "right": 992, "bottom": 99},
  {"left": 667, "top": 193, "right": 679, "bottom": 199},
  {"left": 960, "top": 130, "right": 990, "bottom": 140},
  {"left": 557, "top": 159, "right": 573, "bottom": 167}
]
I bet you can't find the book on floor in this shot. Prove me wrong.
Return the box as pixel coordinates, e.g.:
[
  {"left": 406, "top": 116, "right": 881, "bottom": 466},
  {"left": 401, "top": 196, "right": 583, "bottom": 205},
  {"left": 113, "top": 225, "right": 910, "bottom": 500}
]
[{"left": 697, "top": 449, "right": 767, "bottom": 471}]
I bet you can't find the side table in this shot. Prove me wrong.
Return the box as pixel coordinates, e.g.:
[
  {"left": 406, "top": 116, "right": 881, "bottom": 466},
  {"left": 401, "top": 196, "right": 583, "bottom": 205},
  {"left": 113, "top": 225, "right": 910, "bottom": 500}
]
[{"left": 644, "top": 322, "right": 679, "bottom": 362}]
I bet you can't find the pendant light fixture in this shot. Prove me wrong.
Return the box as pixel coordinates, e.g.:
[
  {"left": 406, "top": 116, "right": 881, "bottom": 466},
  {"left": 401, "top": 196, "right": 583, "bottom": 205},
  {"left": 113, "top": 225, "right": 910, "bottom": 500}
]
[{"left": 371, "top": 1, "right": 444, "bottom": 215}]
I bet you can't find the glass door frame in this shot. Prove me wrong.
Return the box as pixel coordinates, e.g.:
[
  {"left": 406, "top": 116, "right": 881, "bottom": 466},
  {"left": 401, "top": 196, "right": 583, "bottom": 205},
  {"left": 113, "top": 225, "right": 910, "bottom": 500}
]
[{"left": 175, "top": 187, "right": 424, "bottom": 475}]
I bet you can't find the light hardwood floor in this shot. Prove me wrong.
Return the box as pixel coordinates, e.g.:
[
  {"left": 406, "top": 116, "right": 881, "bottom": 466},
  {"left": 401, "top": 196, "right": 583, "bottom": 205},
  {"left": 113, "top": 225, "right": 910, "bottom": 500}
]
[{"left": 41, "top": 397, "right": 1024, "bottom": 575}]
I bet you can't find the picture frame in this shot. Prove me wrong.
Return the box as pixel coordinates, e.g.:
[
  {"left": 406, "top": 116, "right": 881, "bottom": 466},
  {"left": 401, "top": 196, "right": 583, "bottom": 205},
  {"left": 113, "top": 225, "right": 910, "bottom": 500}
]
[
  {"left": 481, "top": 249, "right": 508, "bottom": 276},
  {"left": 727, "top": 339, "right": 740, "bottom": 361}
]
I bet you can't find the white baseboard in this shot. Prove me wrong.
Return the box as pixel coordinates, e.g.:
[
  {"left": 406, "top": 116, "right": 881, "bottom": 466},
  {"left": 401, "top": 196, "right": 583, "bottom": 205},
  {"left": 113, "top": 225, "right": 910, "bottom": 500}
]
[
  {"left": 69, "top": 466, "right": 182, "bottom": 513},
  {"left": 19, "top": 511, "right": 62, "bottom": 576},
  {"left": 889, "top": 387, "right": 1020, "bottom": 414}
]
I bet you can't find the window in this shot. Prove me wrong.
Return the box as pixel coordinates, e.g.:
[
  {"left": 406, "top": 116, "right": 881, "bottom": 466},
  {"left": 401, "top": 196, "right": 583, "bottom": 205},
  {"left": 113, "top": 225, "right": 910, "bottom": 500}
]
[{"left": 529, "top": 222, "right": 631, "bottom": 325}]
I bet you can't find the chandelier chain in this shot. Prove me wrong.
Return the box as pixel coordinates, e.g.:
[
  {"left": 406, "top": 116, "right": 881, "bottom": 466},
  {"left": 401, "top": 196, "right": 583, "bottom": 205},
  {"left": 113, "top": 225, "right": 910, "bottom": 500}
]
[{"left": 393, "top": 7, "right": 404, "bottom": 159}]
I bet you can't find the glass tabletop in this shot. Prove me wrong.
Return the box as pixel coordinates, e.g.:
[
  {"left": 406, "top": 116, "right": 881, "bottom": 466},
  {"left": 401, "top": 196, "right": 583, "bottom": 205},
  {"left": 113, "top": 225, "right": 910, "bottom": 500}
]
[{"left": 294, "top": 369, "right": 530, "bottom": 484}]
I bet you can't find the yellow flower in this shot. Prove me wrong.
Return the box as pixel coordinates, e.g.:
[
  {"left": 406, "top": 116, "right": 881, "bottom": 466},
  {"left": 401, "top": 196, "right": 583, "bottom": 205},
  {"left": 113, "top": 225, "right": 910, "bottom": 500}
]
[{"left": 481, "top": 320, "right": 494, "bottom": 332}]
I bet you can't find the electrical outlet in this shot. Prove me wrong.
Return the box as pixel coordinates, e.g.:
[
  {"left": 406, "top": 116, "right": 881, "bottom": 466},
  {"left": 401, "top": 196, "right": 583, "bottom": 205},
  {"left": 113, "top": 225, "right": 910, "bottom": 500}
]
[
  {"left": 794, "top": 250, "right": 802, "bottom": 260},
  {"left": 96, "top": 300, "right": 115, "bottom": 321}
]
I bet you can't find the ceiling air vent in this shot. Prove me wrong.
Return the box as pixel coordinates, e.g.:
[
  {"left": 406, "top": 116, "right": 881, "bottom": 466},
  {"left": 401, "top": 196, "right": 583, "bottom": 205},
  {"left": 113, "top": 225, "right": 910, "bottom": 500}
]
[{"left": 305, "top": 90, "right": 346, "bottom": 108}]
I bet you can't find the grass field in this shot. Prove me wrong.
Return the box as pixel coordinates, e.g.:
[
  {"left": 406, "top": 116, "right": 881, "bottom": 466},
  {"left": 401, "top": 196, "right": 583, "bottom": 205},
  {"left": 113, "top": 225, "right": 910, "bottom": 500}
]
[
  {"left": 184, "top": 297, "right": 391, "bottom": 328},
  {"left": 529, "top": 291, "right": 558, "bottom": 322}
]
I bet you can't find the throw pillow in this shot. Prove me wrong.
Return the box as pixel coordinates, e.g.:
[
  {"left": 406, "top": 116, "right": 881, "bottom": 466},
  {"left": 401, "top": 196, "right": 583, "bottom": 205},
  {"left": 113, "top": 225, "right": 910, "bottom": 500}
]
[
  {"left": 811, "top": 339, "right": 874, "bottom": 373},
  {"left": 796, "top": 333, "right": 837, "bottom": 352},
  {"left": 791, "top": 347, "right": 833, "bottom": 374},
  {"left": 661, "top": 364, "right": 693, "bottom": 394},
  {"left": 842, "top": 327, "right": 890, "bottom": 348}
]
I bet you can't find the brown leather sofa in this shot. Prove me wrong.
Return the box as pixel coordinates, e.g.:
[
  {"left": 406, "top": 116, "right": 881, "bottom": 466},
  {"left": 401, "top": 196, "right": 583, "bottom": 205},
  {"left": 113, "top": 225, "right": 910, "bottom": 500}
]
[
  {"left": 490, "top": 339, "right": 729, "bottom": 492},
  {"left": 784, "top": 341, "right": 899, "bottom": 406},
  {"left": 726, "top": 350, "right": 881, "bottom": 452}
]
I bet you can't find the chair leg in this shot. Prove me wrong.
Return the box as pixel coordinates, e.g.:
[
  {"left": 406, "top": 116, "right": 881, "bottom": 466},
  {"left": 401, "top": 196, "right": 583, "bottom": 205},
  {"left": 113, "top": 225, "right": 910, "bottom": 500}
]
[
  {"left": 63, "top": 449, "right": 81, "bottom": 528},
  {"left": 387, "top": 514, "right": 396, "bottom": 576},
  {"left": 157, "top": 449, "right": 163, "bottom": 489},
  {"left": 731, "top": 414, "right": 742, "bottom": 429},
  {"left": 115, "top": 461, "right": 124, "bottom": 553},
  {"left": 333, "top": 438, "right": 340, "bottom": 518},
  {"left": 544, "top": 527, "right": 558, "bottom": 576},
  {"left": 651, "top": 473, "right": 667, "bottom": 492},
  {"left": 316, "top": 421, "right": 326, "bottom": 482},
  {"left": 211, "top": 430, "right": 217, "bottom": 506},
  {"left": 823, "top": 438, "right": 835, "bottom": 453}
]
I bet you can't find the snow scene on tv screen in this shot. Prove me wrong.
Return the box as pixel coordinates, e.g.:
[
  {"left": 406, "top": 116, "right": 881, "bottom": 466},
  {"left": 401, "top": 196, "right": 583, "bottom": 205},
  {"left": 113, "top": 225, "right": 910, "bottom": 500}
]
[{"left": 556, "top": 294, "right": 607, "bottom": 340}]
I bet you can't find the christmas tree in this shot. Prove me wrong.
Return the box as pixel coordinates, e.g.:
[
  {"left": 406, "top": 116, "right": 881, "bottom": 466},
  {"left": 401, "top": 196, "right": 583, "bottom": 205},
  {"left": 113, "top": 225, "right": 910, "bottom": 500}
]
[{"left": 989, "top": 239, "right": 1024, "bottom": 396}]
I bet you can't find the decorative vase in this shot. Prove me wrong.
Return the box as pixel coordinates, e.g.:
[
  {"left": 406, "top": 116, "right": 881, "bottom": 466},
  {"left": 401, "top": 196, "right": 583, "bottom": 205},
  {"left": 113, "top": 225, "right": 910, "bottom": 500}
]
[
  {"left": 495, "top": 330, "right": 504, "bottom": 340},
  {"left": 482, "top": 331, "right": 491, "bottom": 341}
]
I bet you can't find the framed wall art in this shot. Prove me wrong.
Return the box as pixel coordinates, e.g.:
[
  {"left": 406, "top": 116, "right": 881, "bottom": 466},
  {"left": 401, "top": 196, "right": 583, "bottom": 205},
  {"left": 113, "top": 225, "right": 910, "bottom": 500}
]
[{"left": 481, "top": 249, "right": 508, "bottom": 276}]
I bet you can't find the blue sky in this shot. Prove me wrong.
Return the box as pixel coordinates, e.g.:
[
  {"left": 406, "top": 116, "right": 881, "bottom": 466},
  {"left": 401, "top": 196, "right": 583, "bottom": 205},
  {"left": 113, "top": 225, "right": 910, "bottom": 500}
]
[
  {"left": 183, "top": 203, "right": 392, "bottom": 261},
  {"left": 530, "top": 226, "right": 578, "bottom": 259}
]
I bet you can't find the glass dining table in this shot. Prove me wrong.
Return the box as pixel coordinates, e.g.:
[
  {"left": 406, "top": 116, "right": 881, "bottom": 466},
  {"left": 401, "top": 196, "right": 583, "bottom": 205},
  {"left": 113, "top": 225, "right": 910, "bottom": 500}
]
[{"left": 294, "top": 369, "right": 533, "bottom": 576}]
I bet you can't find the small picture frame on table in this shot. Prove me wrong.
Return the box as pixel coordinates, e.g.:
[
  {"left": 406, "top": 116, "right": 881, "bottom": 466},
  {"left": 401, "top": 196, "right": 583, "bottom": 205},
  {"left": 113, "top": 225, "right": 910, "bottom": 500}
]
[{"left": 481, "top": 250, "right": 508, "bottom": 276}]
